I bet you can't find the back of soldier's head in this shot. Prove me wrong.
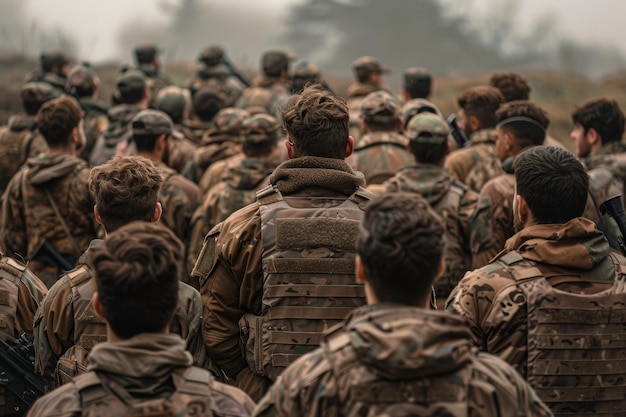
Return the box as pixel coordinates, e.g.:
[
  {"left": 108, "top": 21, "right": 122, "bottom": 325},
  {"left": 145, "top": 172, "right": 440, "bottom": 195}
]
[
  {"left": 457, "top": 86, "right": 504, "bottom": 129},
  {"left": 405, "top": 112, "right": 450, "bottom": 164},
  {"left": 357, "top": 192, "right": 444, "bottom": 305},
  {"left": 66, "top": 64, "right": 99, "bottom": 98},
  {"left": 156, "top": 86, "right": 188, "bottom": 124},
  {"left": 572, "top": 98, "right": 625, "bottom": 145},
  {"left": 21, "top": 82, "right": 60, "bottom": 116},
  {"left": 352, "top": 56, "right": 389, "bottom": 83},
  {"left": 131, "top": 109, "right": 175, "bottom": 152},
  {"left": 496, "top": 100, "right": 548, "bottom": 149},
  {"left": 291, "top": 61, "right": 321, "bottom": 94},
  {"left": 37, "top": 96, "right": 82, "bottom": 148},
  {"left": 514, "top": 146, "right": 588, "bottom": 224},
  {"left": 191, "top": 87, "right": 224, "bottom": 122},
  {"left": 211, "top": 107, "right": 250, "bottom": 136},
  {"left": 262, "top": 50, "right": 293, "bottom": 77},
  {"left": 360, "top": 91, "right": 401, "bottom": 131},
  {"left": 116, "top": 69, "right": 147, "bottom": 105},
  {"left": 88, "top": 222, "right": 182, "bottom": 339},
  {"left": 134, "top": 43, "right": 159, "bottom": 65},
  {"left": 40, "top": 51, "right": 69, "bottom": 73},
  {"left": 282, "top": 84, "right": 349, "bottom": 159},
  {"left": 89, "top": 156, "right": 164, "bottom": 233},
  {"left": 401, "top": 98, "right": 442, "bottom": 130},
  {"left": 241, "top": 113, "right": 279, "bottom": 157},
  {"left": 403, "top": 67, "right": 432, "bottom": 99},
  {"left": 489, "top": 72, "right": 531, "bottom": 102},
  {"left": 198, "top": 45, "right": 225, "bottom": 66}
]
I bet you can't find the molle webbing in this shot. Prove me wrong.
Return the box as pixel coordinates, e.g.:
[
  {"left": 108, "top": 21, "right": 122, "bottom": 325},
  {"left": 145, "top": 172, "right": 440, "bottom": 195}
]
[
  {"left": 68, "top": 266, "right": 106, "bottom": 350},
  {"left": 0, "top": 258, "right": 23, "bottom": 337}
]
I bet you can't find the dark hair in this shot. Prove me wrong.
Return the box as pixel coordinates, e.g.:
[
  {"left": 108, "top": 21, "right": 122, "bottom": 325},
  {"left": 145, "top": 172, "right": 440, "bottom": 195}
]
[
  {"left": 409, "top": 140, "right": 448, "bottom": 165},
  {"left": 192, "top": 87, "right": 224, "bottom": 122},
  {"left": 89, "top": 222, "right": 182, "bottom": 339},
  {"left": 282, "top": 84, "right": 349, "bottom": 159},
  {"left": 572, "top": 98, "right": 625, "bottom": 145},
  {"left": 37, "top": 96, "right": 82, "bottom": 147},
  {"left": 357, "top": 192, "right": 444, "bottom": 305},
  {"left": 133, "top": 133, "right": 162, "bottom": 152},
  {"left": 496, "top": 100, "right": 548, "bottom": 149},
  {"left": 89, "top": 156, "right": 164, "bottom": 232},
  {"left": 489, "top": 72, "right": 531, "bottom": 102},
  {"left": 119, "top": 88, "right": 145, "bottom": 105},
  {"left": 514, "top": 146, "right": 589, "bottom": 224},
  {"left": 405, "top": 78, "right": 432, "bottom": 99},
  {"left": 457, "top": 86, "right": 504, "bottom": 129}
]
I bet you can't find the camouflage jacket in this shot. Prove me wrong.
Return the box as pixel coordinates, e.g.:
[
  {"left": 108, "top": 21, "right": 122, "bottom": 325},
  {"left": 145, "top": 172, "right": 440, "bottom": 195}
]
[
  {"left": 348, "top": 131, "right": 413, "bottom": 185},
  {"left": 254, "top": 304, "right": 552, "bottom": 417},
  {"left": 0, "top": 153, "right": 100, "bottom": 286},
  {"left": 89, "top": 104, "right": 143, "bottom": 166},
  {"left": 168, "top": 128, "right": 197, "bottom": 173},
  {"left": 444, "top": 128, "right": 503, "bottom": 193},
  {"left": 236, "top": 77, "right": 291, "bottom": 118},
  {"left": 383, "top": 164, "right": 478, "bottom": 306},
  {"left": 78, "top": 98, "right": 110, "bottom": 162},
  {"left": 27, "top": 333, "right": 255, "bottom": 417},
  {"left": 181, "top": 119, "right": 214, "bottom": 146},
  {"left": 182, "top": 133, "right": 241, "bottom": 184},
  {"left": 192, "top": 156, "right": 368, "bottom": 401},
  {"left": 33, "top": 239, "right": 207, "bottom": 381},
  {"left": 189, "top": 74, "right": 245, "bottom": 108},
  {"left": 447, "top": 217, "right": 620, "bottom": 377},
  {"left": 345, "top": 83, "right": 389, "bottom": 143},
  {"left": 0, "top": 115, "right": 48, "bottom": 195}
]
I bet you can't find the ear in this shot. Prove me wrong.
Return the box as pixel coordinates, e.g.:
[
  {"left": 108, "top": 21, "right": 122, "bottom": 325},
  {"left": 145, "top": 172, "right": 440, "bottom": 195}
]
[
  {"left": 355, "top": 255, "right": 366, "bottom": 284},
  {"left": 468, "top": 115, "right": 481, "bottom": 133},
  {"left": 516, "top": 194, "right": 528, "bottom": 225},
  {"left": 94, "top": 205, "right": 104, "bottom": 225},
  {"left": 153, "top": 202, "right": 163, "bottom": 223},
  {"left": 155, "top": 133, "right": 167, "bottom": 152},
  {"left": 70, "top": 126, "right": 79, "bottom": 144},
  {"left": 345, "top": 136, "right": 354, "bottom": 158},
  {"left": 587, "top": 128, "right": 601, "bottom": 146},
  {"left": 92, "top": 292, "right": 106, "bottom": 319},
  {"left": 435, "top": 257, "right": 446, "bottom": 281},
  {"left": 285, "top": 139, "right": 297, "bottom": 159}
]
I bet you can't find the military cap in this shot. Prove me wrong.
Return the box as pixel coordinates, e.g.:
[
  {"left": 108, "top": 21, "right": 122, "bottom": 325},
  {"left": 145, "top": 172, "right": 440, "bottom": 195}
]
[
  {"left": 262, "top": 50, "right": 295, "bottom": 77},
  {"left": 292, "top": 61, "right": 320, "bottom": 79},
  {"left": 405, "top": 112, "right": 450, "bottom": 144},
  {"left": 404, "top": 67, "right": 431, "bottom": 86},
  {"left": 401, "top": 98, "right": 443, "bottom": 129},
  {"left": 67, "top": 64, "right": 99, "bottom": 92},
  {"left": 197, "top": 63, "right": 230, "bottom": 79},
  {"left": 360, "top": 91, "right": 401, "bottom": 123},
  {"left": 352, "top": 56, "right": 390, "bottom": 76},
  {"left": 134, "top": 43, "right": 161, "bottom": 64},
  {"left": 156, "top": 86, "right": 188, "bottom": 122},
  {"left": 131, "top": 109, "right": 175, "bottom": 137},
  {"left": 21, "top": 82, "right": 60, "bottom": 105},
  {"left": 241, "top": 113, "right": 279, "bottom": 144},
  {"left": 213, "top": 107, "right": 250, "bottom": 135},
  {"left": 116, "top": 69, "right": 147, "bottom": 93},
  {"left": 198, "top": 46, "right": 225, "bottom": 66},
  {"left": 40, "top": 51, "right": 69, "bottom": 72}
]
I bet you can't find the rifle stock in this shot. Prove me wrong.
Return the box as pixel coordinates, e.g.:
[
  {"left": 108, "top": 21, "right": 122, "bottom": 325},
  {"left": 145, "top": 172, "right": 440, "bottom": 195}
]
[{"left": 599, "top": 194, "right": 626, "bottom": 256}]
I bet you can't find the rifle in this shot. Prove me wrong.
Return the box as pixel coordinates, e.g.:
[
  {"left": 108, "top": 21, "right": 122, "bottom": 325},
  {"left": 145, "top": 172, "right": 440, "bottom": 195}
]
[
  {"left": 29, "top": 239, "right": 74, "bottom": 272},
  {"left": 599, "top": 194, "right": 626, "bottom": 256},
  {"left": 0, "top": 334, "right": 47, "bottom": 414},
  {"left": 446, "top": 114, "right": 469, "bottom": 148},
  {"left": 222, "top": 56, "right": 251, "bottom": 88}
]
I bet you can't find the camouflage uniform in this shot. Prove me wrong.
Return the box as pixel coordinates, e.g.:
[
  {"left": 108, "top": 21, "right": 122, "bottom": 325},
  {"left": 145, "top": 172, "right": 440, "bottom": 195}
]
[
  {"left": 447, "top": 217, "right": 626, "bottom": 416},
  {"left": 193, "top": 157, "right": 371, "bottom": 401},
  {"left": 255, "top": 304, "right": 552, "bottom": 417},
  {"left": 444, "top": 128, "right": 504, "bottom": 192},
  {"left": 33, "top": 240, "right": 208, "bottom": 383},
  {"left": 134, "top": 43, "right": 174, "bottom": 102},
  {"left": 0, "top": 154, "right": 100, "bottom": 287},
  {"left": 23, "top": 51, "right": 69, "bottom": 95},
  {"left": 27, "top": 333, "right": 255, "bottom": 417},
  {"left": 190, "top": 64, "right": 245, "bottom": 108},
  {"left": 78, "top": 97, "right": 109, "bottom": 161}
]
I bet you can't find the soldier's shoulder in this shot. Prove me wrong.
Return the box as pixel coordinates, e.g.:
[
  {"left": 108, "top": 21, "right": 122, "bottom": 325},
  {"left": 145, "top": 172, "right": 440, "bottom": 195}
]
[
  {"left": 165, "top": 173, "right": 202, "bottom": 201},
  {"left": 210, "top": 378, "right": 256, "bottom": 416},
  {"left": 27, "top": 380, "right": 81, "bottom": 416}
]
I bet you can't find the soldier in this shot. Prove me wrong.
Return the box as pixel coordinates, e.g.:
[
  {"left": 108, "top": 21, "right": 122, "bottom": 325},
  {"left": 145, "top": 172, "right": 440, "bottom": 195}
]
[
  {"left": 133, "top": 42, "right": 174, "bottom": 100},
  {"left": 444, "top": 86, "right": 505, "bottom": 192},
  {"left": 132, "top": 110, "right": 201, "bottom": 275},
  {"left": 190, "top": 45, "right": 245, "bottom": 107},
  {"left": 27, "top": 222, "right": 255, "bottom": 417},
  {"left": 1, "top": 97, "right": 100, "bottom": 287},
  {"left": 24, "top": 51, "right": 70, "bottom": 94},
  {"left": 89, "top": 69, "right": 150, "bottom": 166},
  {"left": 400, "top": 97, "right": 443, "bottom": 130},
  {"left": 0, "top": 83, "right": 56, "bottom": 196},
  {"left": 193, "top": 85, "right": 372, "bottom": 401},
  {"left": 155, "top": 86, "right": 196, "bottom": 172},
  {"left": 34, "top": 156, "right": 207, "bottom": 386},
  {"left": 347, "top": 91, "right": 413, "bottom": 184},
  {"left": 255, "top": 192, "right": 552, "bottom": 417},
  {"left": 182, "top": 86, "right": 224, "bottom": 145},
  {"left": 447, "top": 145, "right": 626, "bottom": 416},
  {"left": 66, "top": 64, "right": 110, "bottom": 161},
  {"left": 401, "top": 67, "right": 432, "bottom": 101},
  {"left": 290, "top": 61, "right": 332, "bottom": 94},
  {"left": 376, "top": 113, "right": 477, "bottom": 309},
  {"left": 572, "top": 98, "right": 626, "bottom": 162},
  {"left": 236, "top": 50, "right": 293, "bottom": 118}
]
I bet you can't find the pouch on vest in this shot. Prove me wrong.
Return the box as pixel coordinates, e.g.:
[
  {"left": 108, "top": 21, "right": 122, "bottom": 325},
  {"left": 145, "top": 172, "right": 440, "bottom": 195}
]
[{"left": 54, "top": 344, "right": 89, "bottom": 387}]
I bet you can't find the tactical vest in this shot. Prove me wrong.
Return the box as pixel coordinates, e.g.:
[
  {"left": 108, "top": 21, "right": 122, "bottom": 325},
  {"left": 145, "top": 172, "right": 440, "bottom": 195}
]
[
  {"left": 239, "top": 185, "right": 370, "bottom": 381},
  {"left": 0, "top": 126, "right": 36, "bottom": 193},
  {"left": 66, "top": 265, "right": 107, "bottom": 351},
  {"left": 74, "top": 366, "right": 215, "bottom": 417},
  {"left": 463, "top": 143, "right": 502, "bottom": 192},
  {"left": 498, "top": 251, "right": 626, "bottom": 417},
  {"left": 0, "top": 257, "right": 27, "bottom": 340}
]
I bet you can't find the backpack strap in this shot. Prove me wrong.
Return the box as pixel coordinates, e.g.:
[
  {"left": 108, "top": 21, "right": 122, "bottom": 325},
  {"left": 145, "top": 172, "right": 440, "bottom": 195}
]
[
  {"left": 175, "top": 367, "right": 212, "bottom": 396},
  {"left": 66, "top": 264, "right": 92, "bottom": 288},
  {"left": 256, "top": 184, "right": 283, "bottom": 205}
]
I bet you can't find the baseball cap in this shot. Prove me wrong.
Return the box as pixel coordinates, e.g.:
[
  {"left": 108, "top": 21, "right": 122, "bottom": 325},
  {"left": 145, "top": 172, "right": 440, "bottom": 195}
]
[
  {"left": 403, "top": 67, "right": 431, "bottom": 86},
  {"left": 352, "top": 56, "right": 390, "bottom": 75},
  {"left": 156, "top": 86, "right": 188, "bottom": 122},
  {"left": 116, "top": 69, "right": 147, "bottom": 93},
  {"left": 132, "top": 109, "right": 175, "bottom": 137},
  {"left": 292, "top": 61, "right": 320, "bottom": 79},
  {"left": 262, "top": 50, "right": 295, "bottom": 76},
  {"left": 405, "top": 113, "right": 450, "bottom": 144},
  {"left": 21, "top": 82, "right": 60, "bottom": 105},
  {"left": 401, "top": 98, "right": 443, "bottom": 130},
  {"left": 198, "top": 46, "right": 225, "bottom": 66},
  {"left": 360, "top": 91, "right": 401, "bottom": 123},
  {"left": 241, "top": 113, "right": 279, "bottom": 144},
  {"left": 134, "top": 43, "right": 161, "bottom": 64},
  {"left": 212, "top": 107, "right": 250, "bottom": 135}
]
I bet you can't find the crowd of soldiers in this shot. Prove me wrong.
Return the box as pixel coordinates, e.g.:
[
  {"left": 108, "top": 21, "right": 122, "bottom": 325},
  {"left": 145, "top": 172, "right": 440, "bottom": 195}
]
[{"left": 0, "top": 41, "right": 625, "bottom": 417}]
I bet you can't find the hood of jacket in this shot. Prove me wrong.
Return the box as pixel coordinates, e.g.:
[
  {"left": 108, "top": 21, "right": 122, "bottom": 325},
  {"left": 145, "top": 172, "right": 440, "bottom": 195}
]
[
  {"left": 223, "top": 157, "right": 275, "bottom": 190},
  {"left": 385, "top": 164, "right": 453, "bottom": 207},
  {"left": 25, "top": 153, "right": 85, "bottom": 185}
]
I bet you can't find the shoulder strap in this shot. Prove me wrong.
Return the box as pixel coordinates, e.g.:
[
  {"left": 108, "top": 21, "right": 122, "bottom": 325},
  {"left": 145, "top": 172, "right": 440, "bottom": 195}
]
[
  {"left": 348, "top": 187, "right": 375, "bottom": 210},
  {"left": 176, "top": 367, "right": 212, "bottom": 396},
  {"left": 495, "top": 251, "right": 544, "bottom": 283},
  {"left": 66, "top": 264, "right": 92, "bottom": 288},
  {"left": 0, "top": 256, "right": 26, "bottom": 286},
  {"left": 256, "top": 184, "right": 283, "bottom": 205},
  {"left": 44, "top": 188, "right": 81, "bottom": 257}
]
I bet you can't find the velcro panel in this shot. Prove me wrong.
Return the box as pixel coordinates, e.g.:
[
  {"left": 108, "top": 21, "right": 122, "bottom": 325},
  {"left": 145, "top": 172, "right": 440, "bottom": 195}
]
[
  {"left": 276, "top": 218, "right": 360, "bottom": 251},
  {"left": 269, "top": 331, "right": 324, "bottom": 346},
  {"left": 78, "top": 334, "right": 107, "bottom": 350},
  {"left": 266, "top": 284, "right": 364, "bottom": 298},
  {"left": 535, "top": 384, "right": 626, "bottom": 402},
  {"left": 534, "top": 359, "right": 626, "bottom": 375},
  {"left": 177, "top": 367, "right": 211, "bottom": 396},
  {"left": 538, "top": 308, "right": 626, "bottom": 324},
  {"left": 269, "top": 306, "right": 354, "bottom": 320},
  {"left": 271, "top": 353, "right": 303, "bottom": 368},
  {"left": 0, "top": 290, "right": 9, "bottom": 305},
  {"left": 349, "top": 380, "right": 461, "bottom": 404},
  {"left": 536, "top": 333, "right": 626, "bottom": 350},
  {"left": 263, "top": 258, "right": 355, "bottom": 275}
]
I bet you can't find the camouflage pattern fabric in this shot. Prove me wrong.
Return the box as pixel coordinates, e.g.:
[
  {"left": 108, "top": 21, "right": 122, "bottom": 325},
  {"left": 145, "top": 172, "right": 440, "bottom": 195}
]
[
  {"left": 0, "top": 154, "right": 100, "bottom": 287},
  {"left": 77, "top": 98, "right": 109, "bottom": 162},
  {"left": 189, "top": 66, "right": 245, "bottom": 107},
  {"left": 236, "top": 77, "right": 291, "bottom": 118},
  {"left": 33, "top": 240, "right": 208, "bottom": 384},
  {"left": 167, "top": 129, "right": 197, "bottom": 173},
  {"left": 444, "top": 128, "right": 504, "bottom": 193},
  {"left": 254, "top": 304, "right": 552, "bottom": 417},
  {"left": 0, "top": 115, "right": 48, "bottom": 195},
  {"left": 347, "top": 131, "right": 413, "bottom": 185},
  {"left": 181, "top": 119, "right": 214, "bottom": 146},
  {"left": 345, "top": 82, "right": 385, "bottom": 143},
  {"left": 90, "top": 104, "right": 143, "bottom": 166},
  {"left": 192, "top": 156, "right": 369, "bottom": 401},
  {"left": 27, "top": 333, "right": 255, "bottom": 417},
  {"left": 383, "top": 164, "right": 478, "bottom": 307}
]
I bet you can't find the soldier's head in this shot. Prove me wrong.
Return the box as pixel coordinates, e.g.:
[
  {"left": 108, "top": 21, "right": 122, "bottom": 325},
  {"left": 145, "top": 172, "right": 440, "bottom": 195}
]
[
  {"left": 489, "top": 72, "right": 531, "bottom": 102},
  {"left": 21, "top": 82, "right": 60, "bottom": 116},
  {"left": 241, "top": 113, "right": 280, "bottom": 157},
  {"left": 401, "top": 98, "right": 442, "bottom": 131},
  {"left": 191, "top": 87, "right": 224, "bottom": 122},
  {"left": 89, "top": 222, "right": 182, "bottom": 339},
  {"left": 352, "top": 56, "right": 389, "bottom": 86},
  {"left": 198, "top": 45, "right": 225, "bottom": 66},
  {"left": 403, "top": 67, "right": 432, "bottom": 101},
  {"left": 405, "top": 112, "right": 450, "bottom": 165},
  {"left": 514, "top": 146, "right": 588, "bottom": 231},
  {"left": 290, "top": 61, "right": 321, "bottom": 94},
  {"left": 456, "top": 86, "right": 504, "bottom": 136},
  {"left": 66, "top": 64, "right": 100, "bottom": 99},
  {"left": 37, "top": 96, "right": 84, "bottom": 150},
  {"left": 134, "top": 43, "right": 160, "bottom": 67},
  {"left": 115, "top": 69, "right": 149, "bottom": 105},
  {"left": 89, "top": 156, "right": 164, "bottom": 233},
  {"left": 40, "top": 51, "right": 70, "bottom": 77},
  {"left": 360, "top": 91, "right": 402, "bottom": 133},
  {"left": 356, "top": 192, "right": 444, "bottom": 307},
  {"left": 261, "top": 50, "right": 293, "bottom": 79},
  {"left": 495, "top": 101, "right": 548, "bottom": 161},
  {"left": 282, "top": 84, "right": 351, "bottom": 160},
  {"left": 211, "top": 107, "right": 250, "bottom": 137},
  {"left": 132, "top": 109, "right": 179, "bottom": 163},
  {"left": 156, "top": 86, "right": 189, "bottom": 124},
  {"left": 571, "top": 98, "right": 625, "bottom": 158}
]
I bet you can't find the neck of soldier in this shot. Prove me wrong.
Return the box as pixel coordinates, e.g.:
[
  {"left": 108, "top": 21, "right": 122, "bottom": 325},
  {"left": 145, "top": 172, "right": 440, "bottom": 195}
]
[
  {"left": 47, "top": 143, "right": 77, "bottom": 157},
  {"left": 137, "top": 149, "right": 165, "bottom": 165},
  {"left": 364, "top": 282, "right": 430, "bottom": 309},
  {"left": 106, "top": 324, "right": 169, "bottom": 343}
]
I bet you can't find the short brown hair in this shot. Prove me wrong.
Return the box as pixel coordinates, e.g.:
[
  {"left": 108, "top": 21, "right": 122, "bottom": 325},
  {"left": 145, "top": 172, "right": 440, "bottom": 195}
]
[
  {"left": 572, "top": 98, "right": 625, "bottom": 145},
  {"left": 457, "top": 86, "right": 504, "bottom": 129},
  {"left": 89, "top": 156, "right": 164, "bottom": 232},
  {"left": 36, "top": 96, "right": 82, "bottom": 147},
  {"left": 89, "top": 222, "right": 183, "bottom": 339},
  {"left": 496, "top": 100, "right": 548, "bottom": 148},
  {"left": 489, "top": 72, "right": 531, "bottom": 102},
  {"left": 282, "top": 84, "right": 349, "bottom": 159}
]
